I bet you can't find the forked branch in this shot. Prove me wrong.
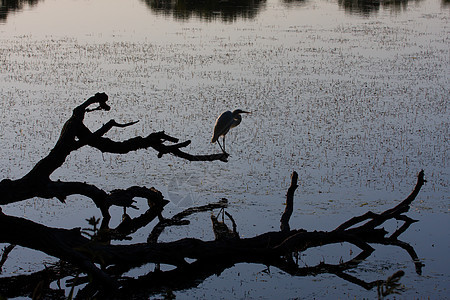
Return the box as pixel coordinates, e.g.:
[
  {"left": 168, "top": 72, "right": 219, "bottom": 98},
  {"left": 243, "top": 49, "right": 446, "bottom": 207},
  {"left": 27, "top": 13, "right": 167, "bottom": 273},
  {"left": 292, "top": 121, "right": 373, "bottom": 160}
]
[
  {"left": 0, "top": 171, "right": 425, "bottom": 298},
  {"left": 0, "top": 93, "right": 427, "bottom": 299},
  {"left": 0, "top": 93, "right": 228, "bottom": 213}
]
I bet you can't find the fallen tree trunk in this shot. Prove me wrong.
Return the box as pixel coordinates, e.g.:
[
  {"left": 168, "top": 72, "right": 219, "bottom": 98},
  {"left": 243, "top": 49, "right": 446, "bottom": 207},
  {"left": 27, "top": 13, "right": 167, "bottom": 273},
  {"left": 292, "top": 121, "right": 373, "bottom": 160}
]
[{"left": 0, "top": 170, "right": 425, "bottom": 298}]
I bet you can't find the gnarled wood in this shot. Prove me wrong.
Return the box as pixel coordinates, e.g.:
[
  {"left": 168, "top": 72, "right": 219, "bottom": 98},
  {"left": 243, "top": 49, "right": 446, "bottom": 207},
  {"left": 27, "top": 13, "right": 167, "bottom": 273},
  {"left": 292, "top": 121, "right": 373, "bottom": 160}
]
[
  {"left": 0, "top": 94, "right": 426, "bottom": 299},
  {"left": 0, "top": 93, "right": 228, "bottom": 216},
  {"left": 0, "top": 170, "right": 425, "bottom": 298},
  {"left": 280, "top": 171, "right": 298, "bottom": 232}
]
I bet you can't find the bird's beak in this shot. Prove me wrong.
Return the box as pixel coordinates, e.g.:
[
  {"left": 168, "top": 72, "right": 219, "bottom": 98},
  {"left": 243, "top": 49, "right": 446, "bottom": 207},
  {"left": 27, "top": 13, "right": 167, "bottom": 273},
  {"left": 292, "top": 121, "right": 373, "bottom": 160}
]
[{"left": 243, "top": 111, "right": 251, "bottom": 114}]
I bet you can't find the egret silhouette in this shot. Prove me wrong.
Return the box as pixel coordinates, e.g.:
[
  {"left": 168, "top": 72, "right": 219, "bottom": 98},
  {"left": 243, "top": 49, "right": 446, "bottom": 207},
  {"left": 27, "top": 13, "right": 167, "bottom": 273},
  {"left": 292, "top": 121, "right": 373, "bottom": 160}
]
[{"left": 211, "top": 109, "right": 250, "bottom": 153}]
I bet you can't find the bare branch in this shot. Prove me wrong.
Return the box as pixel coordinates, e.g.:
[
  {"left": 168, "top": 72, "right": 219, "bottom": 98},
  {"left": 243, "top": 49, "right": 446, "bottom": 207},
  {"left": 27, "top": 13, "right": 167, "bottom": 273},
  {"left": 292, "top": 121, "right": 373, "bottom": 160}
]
[
  {"left": 148, "top": 198, "right": 228, "bottom": 243},
  {"left": 0, "top": 93, "right": 228, "bottom": 211},
  {"left": 280, "top": 171, "right": 298, "bottom": 232},
  {"left": 334, "top": 170, "right": 425, "bottom": 233},
  {"left": 0, "top": 93, "right": 428, "bottom": 298}
]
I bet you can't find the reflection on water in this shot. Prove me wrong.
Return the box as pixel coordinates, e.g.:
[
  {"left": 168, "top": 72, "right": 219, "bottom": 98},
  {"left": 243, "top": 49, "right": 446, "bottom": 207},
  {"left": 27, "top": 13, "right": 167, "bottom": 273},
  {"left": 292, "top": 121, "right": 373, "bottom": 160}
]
[
  {"left": 0, "top": 0, "right": 436, "bottom": 22},
  {"left": 338, "top": 0, "right": 423, "bottom": 16},
  {"left": 0, "top": 0, "right": 449, "bottom": 298},
  {"left": 0, "top": 0, "right": 39, "bottom": 22},
  {"left": 142, "top": 0, "right": 266, "bottom": 21}
]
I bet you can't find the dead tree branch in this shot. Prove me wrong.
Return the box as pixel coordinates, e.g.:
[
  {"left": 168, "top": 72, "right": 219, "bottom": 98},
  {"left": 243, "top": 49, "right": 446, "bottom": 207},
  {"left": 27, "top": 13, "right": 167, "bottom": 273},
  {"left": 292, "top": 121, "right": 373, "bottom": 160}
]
[
  {"left": 0, "top": 171, "right": 426, "bottom": 298},
  {"left": 0, "top": 244, "right": 15, "bottom": 273},
  {"left": 0, "top": 94, "right": 427, "bottom": 299},
  {"left": 0, "top": 93, "right": 228, "bottom": 218},
  {"left": 280, "top": 171, "right": 298, "bottom": 232}
]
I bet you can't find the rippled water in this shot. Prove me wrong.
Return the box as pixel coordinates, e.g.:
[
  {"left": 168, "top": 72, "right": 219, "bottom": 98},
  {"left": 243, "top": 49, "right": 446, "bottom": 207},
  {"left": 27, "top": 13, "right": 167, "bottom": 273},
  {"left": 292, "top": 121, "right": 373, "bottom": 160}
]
[{"left": 0, "top": 0, "right": 449, "bottom": 298}]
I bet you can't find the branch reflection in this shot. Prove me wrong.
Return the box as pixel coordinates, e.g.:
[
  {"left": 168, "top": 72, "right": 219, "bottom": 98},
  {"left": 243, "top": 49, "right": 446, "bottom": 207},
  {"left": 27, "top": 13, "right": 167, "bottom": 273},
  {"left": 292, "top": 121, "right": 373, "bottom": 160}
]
[{"left": 0, "top": 238, "right": 419, "bottom": 299}]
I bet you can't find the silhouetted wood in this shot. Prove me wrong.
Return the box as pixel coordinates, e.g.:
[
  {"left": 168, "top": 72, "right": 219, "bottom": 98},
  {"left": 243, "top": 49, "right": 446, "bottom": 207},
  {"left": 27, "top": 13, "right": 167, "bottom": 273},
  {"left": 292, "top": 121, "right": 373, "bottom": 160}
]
[
  {"left": 211, "top": 211, "right": 239, "bottom": 241},
  {"left": 280, "top": 171, "right": 298, "bottom": 232},
  {"left": 148, "top": 198, "right": 229, "bottom": 243},
  {"left": 0, "top": 93, "right": 228, "bottom": 221},
  {"left": 0, "top": 170, "right": 425, "bottom": 298},
  {"left": 0, "top": 93, "right": 426, "bottom": 299},
  {"left": 0, "top": 244, "right": 15, "bottom": 273},
  {"left": 334, "top": 170, "right": 425, "bottom": 233}
]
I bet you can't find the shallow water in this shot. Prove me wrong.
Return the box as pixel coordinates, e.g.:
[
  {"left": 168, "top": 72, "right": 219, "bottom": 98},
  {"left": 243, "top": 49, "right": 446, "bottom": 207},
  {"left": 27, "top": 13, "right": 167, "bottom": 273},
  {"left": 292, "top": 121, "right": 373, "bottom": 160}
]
[{"left": 0, "top": 0, "right": 449, "bottom": 298}]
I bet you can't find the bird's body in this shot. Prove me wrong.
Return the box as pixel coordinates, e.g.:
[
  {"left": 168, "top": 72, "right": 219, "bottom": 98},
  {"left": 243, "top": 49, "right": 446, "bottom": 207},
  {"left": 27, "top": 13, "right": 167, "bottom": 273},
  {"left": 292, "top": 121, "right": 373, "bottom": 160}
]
[{"left": 212, "top": 109, "right": 250, "bottom": 153}]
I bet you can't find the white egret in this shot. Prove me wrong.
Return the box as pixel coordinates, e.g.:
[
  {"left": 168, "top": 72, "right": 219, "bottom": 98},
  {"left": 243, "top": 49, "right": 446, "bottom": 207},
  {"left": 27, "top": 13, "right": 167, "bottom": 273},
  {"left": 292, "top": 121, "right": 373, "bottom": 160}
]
[{"left": 211, "top": 109, "right": 250, "bottom": 153}]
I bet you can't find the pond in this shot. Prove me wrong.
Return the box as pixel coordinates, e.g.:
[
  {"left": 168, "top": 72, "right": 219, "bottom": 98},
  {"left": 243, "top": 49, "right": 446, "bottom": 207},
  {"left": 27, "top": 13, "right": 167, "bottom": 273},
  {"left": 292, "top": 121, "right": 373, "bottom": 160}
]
[{"left": 0, "top": 0, "right": 449, "bottom": 298}]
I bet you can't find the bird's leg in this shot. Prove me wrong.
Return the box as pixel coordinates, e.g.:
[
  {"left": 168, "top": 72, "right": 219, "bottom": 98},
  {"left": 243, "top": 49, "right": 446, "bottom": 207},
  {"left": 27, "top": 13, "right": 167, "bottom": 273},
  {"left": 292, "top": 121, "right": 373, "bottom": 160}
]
[
  {"left": 223, "top": 135, "right": 226, "bottom": 152},
  {"left": 217, "top": 139, "right": 226, "bottom": 154}
]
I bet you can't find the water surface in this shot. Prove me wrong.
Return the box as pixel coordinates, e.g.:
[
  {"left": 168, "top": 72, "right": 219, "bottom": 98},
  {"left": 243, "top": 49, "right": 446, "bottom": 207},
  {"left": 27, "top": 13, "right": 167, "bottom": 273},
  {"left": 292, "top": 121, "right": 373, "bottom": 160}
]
[{"left": 0, "top": 0, "right": 449, "bottom": 298}]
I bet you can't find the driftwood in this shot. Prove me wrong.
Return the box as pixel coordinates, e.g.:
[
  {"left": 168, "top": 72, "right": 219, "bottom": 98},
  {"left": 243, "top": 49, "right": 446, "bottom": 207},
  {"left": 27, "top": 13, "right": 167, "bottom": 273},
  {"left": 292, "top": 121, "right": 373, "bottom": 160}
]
[
  {"left": 0, "top": 93, "right": 425, "bottom": 299},
  {"left": 0, "top": 93, "right": 228, "bottom": 224}
]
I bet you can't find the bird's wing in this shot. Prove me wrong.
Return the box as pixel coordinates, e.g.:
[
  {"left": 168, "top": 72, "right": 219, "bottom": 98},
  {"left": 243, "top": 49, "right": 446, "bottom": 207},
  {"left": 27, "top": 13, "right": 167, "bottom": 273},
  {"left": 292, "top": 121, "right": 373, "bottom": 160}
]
[{"left": 211, "top": 111, "right": 234, "bottom": 143}]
